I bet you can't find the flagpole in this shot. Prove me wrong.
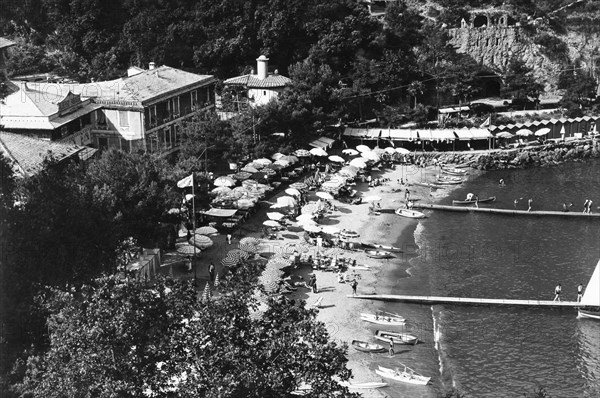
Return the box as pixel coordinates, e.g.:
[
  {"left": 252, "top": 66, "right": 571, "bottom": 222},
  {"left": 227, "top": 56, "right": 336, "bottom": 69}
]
[{"left": 192, "top": 173, "right": 197, "bottom": 285}]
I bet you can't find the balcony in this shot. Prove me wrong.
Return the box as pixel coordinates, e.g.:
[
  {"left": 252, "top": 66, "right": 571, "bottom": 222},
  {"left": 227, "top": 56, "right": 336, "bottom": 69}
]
[{"left": 57, "top": 126, "right": 93, "bottom": 146}]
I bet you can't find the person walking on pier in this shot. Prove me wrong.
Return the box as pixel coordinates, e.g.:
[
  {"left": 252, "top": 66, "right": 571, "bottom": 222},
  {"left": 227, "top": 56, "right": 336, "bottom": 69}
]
[
  {"left": 527, "top": 198, "right": 533, "bottom": 212},
  {"left": 474, "top": 195, "right": 479, "bottom": 208},
  {"left": 553, "top": 283, "right": 562, "bottom": 302},
  {"left": 587, "top": 200, "right": 593, "bottom": 214},
  {"left": 350, "top": 278, "right": 358, "bottom": 296},
  {"left": 583, "top": 200, "right": 589, "bottom": 214},
  {"left": 577, "top": 283, "right": 584, "bottom": 302}
]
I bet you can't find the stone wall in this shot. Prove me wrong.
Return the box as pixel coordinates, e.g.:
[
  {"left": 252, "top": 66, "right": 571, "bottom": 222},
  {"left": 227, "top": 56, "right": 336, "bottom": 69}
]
[{"left": 412, "top": 138, "right": 600, "bottom": 170}]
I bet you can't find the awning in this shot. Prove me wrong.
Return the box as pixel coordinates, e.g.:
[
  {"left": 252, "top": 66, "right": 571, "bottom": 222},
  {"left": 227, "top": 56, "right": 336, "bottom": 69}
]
[
  {"left": 454, "top": 128, "right": 492, "bottom": 140},
  {"left": 343, "top": 128, "right": 367, "bottom": 138},
  {"left": 309, "top": 136, "right": 336, "bottom": 149},
  {"left": 419, "top": 129, "right": 456, "bottom": 141},
  {"left": 201, "top": 208, "right": 238, "bottom": 218}
]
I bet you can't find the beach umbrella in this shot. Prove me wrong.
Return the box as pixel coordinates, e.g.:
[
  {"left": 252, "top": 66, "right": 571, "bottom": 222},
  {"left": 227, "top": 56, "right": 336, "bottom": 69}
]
[
  {"left": 213, "top": 176, "right": 235, "bottom": 187},
  {"left": 495, "top": 132, "right": 513, "bottom": 139},
  {"left": 349, "top": 158, "right": 367, "bottom": 168},
  {"left": 321, "top": 225, "right": 341, "bottom": 235},
  {"left": 535, "top": 128, "right": 551, "bottom": 136},
  {"left": 236, "top": 198, "right": 255, "bottom": 209},
  {"left": 296, "top": 213, "right": 316, "bottom": 223},
  {"left": 515, "top": 129, "right": 534, "bottom": 137},
  {"left": 176, "top": 243, "right": 200, "bottom": 256},
  {"left": 272, "top": 152, "right": 285, "bottom": 160},
  {"left": 364, "top": 195, "right": 382, "bottom": 202},
  {"left": 361, "top": 151, "right": 379, "bottom": 161},
  {"left": 280, "top": 155, "right": 299, "bottom": 164},
  {"left": 266, "top": 163, "right": 283, "bottom": 171},
  {"left": 276, "top": 196, "right": 297, "bottom": 207},
  {"left": 294, "top": 149, "right": 311, "bottom": 157},
  {"left": 226, "top": 249, "right": 250, "bottom": 262},
  {"left": 239, "top": 242, "right": 259, "bottom": 253},
  {"left": 303, "top": 224, "right": 322, "bottom": 233},
  {"left": 241, "top": 165, "right": 259, "bottom": 173},
  {"left": 221, "top": 256, "right": 240, "bottom": 267},
  {"left": 274, "top": 159, "right": 290, "bottom": 167},
  {"left": 285, "top": 188, "right": 301, "bottom": 196},
  {"left": 300, "top": 204, "right": 317, "bottom": 215},
  {"left": 254, "top": 158, "right": 272, "bottom": 166},
  {"left": 189, "top": 235, "right": 214, "bottom": 249},
  {"left": 384, "top": 147, "right": 396, "bottom": 154},
  {"left": 240, "top": 237, "right": 260, "bottom": 246},
  {"left": 266, "top": 212, "right": 285, "bottom": 221},
  {"left": 340, "top": 230, "right": 360, "bottom": 239},
  {"left": 395, "top": 147, "right": 410, "bottom": 154},
  {"left": 263, "top": 220, "right": 281, "bottom": 227},
  {"left": 233, "top": 171, "right": 252, "bottom": 181},
  {"left": 316, "top": 191, "right": 334, "bottom": 200},
  {"left": 356, "top": 144, "right": 371, "bottom": 153},
  {"left": 328, "top": 155, "right": 345, "bottom": 163},
  {"left": 263, "top": 168, "right": 276, "bottom": 176},
  {"left": 289, "top": 182, "right": 308, "bottom": 190},
  {"left": 195, "top": 226, "right": 218, "bottom": 235},
  {"left": 309, "top": 147, "right": 328, "bottom": 157},
  {"left": 185, "top": 194, "right": 195, "bottom": 202},
  {"left": 342, "top": 148, "right": 359, "bottom": 156},
  {"left": 211, "top": 186, "right": 232, "bottom": 196},
  {"left": 242, "top": 179, "right": 259, "bottom": 188}
]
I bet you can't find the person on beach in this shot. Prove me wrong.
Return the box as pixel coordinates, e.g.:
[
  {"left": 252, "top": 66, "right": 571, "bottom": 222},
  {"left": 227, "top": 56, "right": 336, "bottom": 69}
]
[
  {"left": 466, "top": 193, "right": 474, "bottom": 201},
  {"left": 227, "top": 233, "right": 232, "bottom": 244},
  {"left": 405, "top": 189, "right": 410, "bottom": 201},
  {"left": 499, "top": 179, "right": 505, "bottom": 186},
  {"left": 350, "top": 279, "right": 358, "bottom": 296},
  {"left": 388, "top": 338, "right": 394, "bottom": 357},
  {"left": 527, "top": 198, "right": 533, "bottom": 212},
  {"left": 209, "top": 262, "right": 215, "bottom": 282},
  {"left": 577, "top": 283, "right": 584, "bottom": 302},
  {"left": 513, "top": 199, "right": 519, "bottom": 208},
  {"left": 474, "top": 195, "right": 479, "bottom": 208},
  {"left": 583, "top": 200, "right": 589, "bottom": 213},
  {"left": 311, "top": 275, "right": 318, "bottom": 293},
  {"left": 587, "top": 200, "right": 593, "bottom": 214},
  {"left": 554, "top": 283, "right": 562, "bottom": 302}
]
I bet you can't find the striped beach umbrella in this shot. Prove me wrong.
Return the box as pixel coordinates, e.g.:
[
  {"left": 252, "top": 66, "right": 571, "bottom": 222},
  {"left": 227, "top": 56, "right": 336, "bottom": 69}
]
[
  {"left": 240, "top": 237, "right": 260, "bottom": 246},
  {"left": 195, "top": 226, "right": 218, "bottom": 235},
  {"left": 221, "top": 257, "right": 240, "bottom": 267},
  {"left": 239, "top": 242, "right": 259, "bottom": 253},
  {"left": 289, "top": 182, "right": 308, "bottom": 190},
  {"left": 294, "top": 149, "right": 311, "bottom": 157},
  {"left": 202, "top": 282, "right": 211, "bottom": 302},
  {"left": 233, "top": 171, "right": 252, "bottom": 181},
  {"left": 189, "top": 235, "right": 214, "bottom": 249},
  {"left": 227, "top": 249, "right": 250, "bottom": 261},
  {"left": 176, "top": 243, "right": 199, "bottom": 256}
]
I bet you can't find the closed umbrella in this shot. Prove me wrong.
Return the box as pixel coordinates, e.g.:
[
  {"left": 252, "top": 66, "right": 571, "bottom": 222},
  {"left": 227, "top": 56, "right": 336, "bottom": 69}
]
[
  {"left": 285, "top": 188, "right": 301, "bottom": 196},
  {"left": 328, "top": 155, "right": 345, "bottom": 163},
  {"left": 195, "top": 226, "right": 218, "bottom": 235},
  {"left": 515, "top": 129, "right": 533, "bottom": 137},
  {"left": 214, "top": 176, "right": 236, "bottom": 187},
  {"left": 535, "top": 128, "right": 551, "bottom": 136},
  {"left": 294, "top": 149, "right": 311, "bottom": 157},
  {"left": 342, "top": 149, "right": 359, "bottom": 156},
  {"left": 266, "top": 212, "right": 285, "bottom": 221},
  {"left": 316, "top": 191, "right": 334, "bottom": 200},
  {"left": 309, "top": 147, "right": 328, "bottom": 157}
]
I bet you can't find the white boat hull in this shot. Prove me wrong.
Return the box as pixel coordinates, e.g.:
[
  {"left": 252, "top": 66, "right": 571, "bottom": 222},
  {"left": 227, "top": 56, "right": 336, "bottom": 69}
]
[
  {"left": 578, "top": 309, "right": 600, "bottom": 319},
  {"left": 395, "top": 208, "right": 426, "bottom": 219},
  {"left": 376, "top": 366, "right": 430, "bottom": 385},
  {"left": 339, "top": 381, "right": 388, "bottom": 389},
  {"left": 360, "top": 313, "right": 406, "bottom": 326},
  {"left": 375, "top": 330, "right": 419, "bottom": 345}
]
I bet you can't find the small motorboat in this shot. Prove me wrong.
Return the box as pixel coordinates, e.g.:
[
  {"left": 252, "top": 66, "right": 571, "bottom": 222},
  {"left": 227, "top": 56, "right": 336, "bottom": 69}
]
[
  {"left": 437, "top": 175, "right": 462, "bottom": 182},
  {"left": 351, "top": 340, "right": 387, "bottom": 353},
  {"left": 361, "top": 242, "right": 403, "bottom": 252},
  {"left": 452, "top": 196, "right": 496, "bottom": 205},
  {"left": 360, "top": 313, "right": 406, "bottom": 326},
  {"left": 395, "top": 208, "right": 426, "bottom": 219},
  {"left": 433, "top": 180, "right": 462, "bottom": 185},
  {"left": 340, "top": 229, "right": 360, "bottom": 239},
  {"left": 412, "top": 182, "right": 440, "bottom": 189},
  {"left": 375, "top": 330, "right": 419, "bottom": 345},
  {"left": 365, "top": 250, "right": 394, "bottom": 259},
  {"left": 338, "top": 380, "right": 388, "bottom": 389},
  {"left": 375, "top": 365, "right": 431, "bottom": 385}
]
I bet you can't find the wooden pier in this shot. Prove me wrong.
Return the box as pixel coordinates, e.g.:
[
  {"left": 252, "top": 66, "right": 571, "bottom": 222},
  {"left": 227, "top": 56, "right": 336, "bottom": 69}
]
[
  {"left": 413, "top": 203, "right": 600, "bottom": 218},
  {"left": 348, "top": 294, "right": 581, "bottom": 308}
]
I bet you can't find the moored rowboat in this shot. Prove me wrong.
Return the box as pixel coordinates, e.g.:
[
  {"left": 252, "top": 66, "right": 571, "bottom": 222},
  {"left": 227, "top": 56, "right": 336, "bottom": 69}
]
[
  {"left": 360, "top": 313, "right": 406, "bottom": 326},
  {"left": 452, "top": 196, "right": 496, "bottom": 205},
  {"left": 441, "top": 167, "right": 467, "bottom": 175},
  {"left": 375, "top": 330, "right": 419, "bottom": 345},
  {"left": 365, "top": 250, "right": 394, "bottom": 259},
  {"left": 351, "top": 340, "right": 387, "bottom": 353},
  {"left": 338, "top": 381, "right": 388, "bottom": 389},
  {"left": 395, "top": 208, "right": 426, "bottom": 218},
  {"left": 361, "top": 242, "right": 403, "bottom": 252},
  {"left": 375, "top": 365, "right": 431, "bottom": 385}
]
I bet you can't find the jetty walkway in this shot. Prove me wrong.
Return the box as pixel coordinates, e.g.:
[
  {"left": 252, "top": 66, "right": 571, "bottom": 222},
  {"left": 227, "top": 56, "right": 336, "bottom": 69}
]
[
  {"left": 348, "top": 294, "right": 581, "bottom": 308},
  {"left": 413, "top": 203, "right": 600, "bottom": 218}
]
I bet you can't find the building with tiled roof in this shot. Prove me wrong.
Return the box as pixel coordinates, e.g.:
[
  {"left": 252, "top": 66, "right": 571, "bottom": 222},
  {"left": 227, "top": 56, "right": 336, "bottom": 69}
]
[
  {"left": 0, "top": 131, "right": 87, "bottom": 177},
  {"left": 223, "top": 55, "right": 291, "bottom": 107}
]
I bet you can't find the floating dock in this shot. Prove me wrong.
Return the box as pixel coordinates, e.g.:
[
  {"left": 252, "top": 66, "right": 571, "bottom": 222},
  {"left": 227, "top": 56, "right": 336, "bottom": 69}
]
[
  {"left": 348, "top": 294, "right": 581, "bottom": 308},
  {"left": 413, "top": 203, "right": 600, "bottom": 218}
]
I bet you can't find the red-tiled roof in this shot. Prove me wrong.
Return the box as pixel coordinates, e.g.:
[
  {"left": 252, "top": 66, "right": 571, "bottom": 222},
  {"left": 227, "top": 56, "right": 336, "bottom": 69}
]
[
  {"left": 0, "top": 132, "right": 84, "bottom": 177},
  {"left": 224, "top": 73, "right": 291, "bottom": 89}
]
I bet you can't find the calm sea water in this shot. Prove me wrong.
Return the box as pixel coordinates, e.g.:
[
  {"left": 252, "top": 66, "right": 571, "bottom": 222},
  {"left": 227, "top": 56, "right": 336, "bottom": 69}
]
[{"left": 378, "top": 159, "right": 600, "bottom": 397}]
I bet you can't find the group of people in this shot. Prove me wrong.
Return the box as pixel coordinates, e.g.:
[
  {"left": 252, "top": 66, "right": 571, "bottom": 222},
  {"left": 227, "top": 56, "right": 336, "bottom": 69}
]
[
  {"left": 583, "top": 199, "right": 594, "bottom": 214},
  {"left": 553, "top": 283, "right": 584, "bottom": 302}
]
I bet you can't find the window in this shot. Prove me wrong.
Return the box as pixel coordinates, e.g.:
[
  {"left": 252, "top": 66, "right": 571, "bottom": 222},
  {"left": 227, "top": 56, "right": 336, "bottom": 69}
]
[
  {"left": 98, "top": 137, "right": 109, "bottom": 150},
  {"left": 119, "top": 111, "right": 129, "bottom": 127},
  {"left": 97, "top": 110, "right": 107, "bottom": 128},
  {"left": 191, "top": 90, "right": 198, "bottom": 108},
  {"left": 149, "top": 106, "right": 157, "bottom": 127}
]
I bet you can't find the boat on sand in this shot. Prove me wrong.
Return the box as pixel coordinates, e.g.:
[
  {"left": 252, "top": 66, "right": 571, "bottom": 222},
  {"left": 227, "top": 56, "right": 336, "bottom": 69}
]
[
  {"left": 395, "top": 208, "right": 426, "bottom": 218},
  {"left": 338, "top": 380, "right": 388, "bottom": 389},
  {"left": 441, "top": 167, "right": 467, "bottom": 176},
  {"left": 375, "top": 365, "right": 431, "bottom": 385},
  {"left": 365, "top": 250, "right": 394, "bottom": 259},
  {"left": 351, "top": 340, "right": 386, "bottom": 353},
  {"left": 452, "top": 196, "right": 496, "bottom": 205},
  {"left": 360, "top": 313, "right": 406, "bottom": 326},
  {"left": 578, "top": 259, "right": 600, "bottom": 320},
  {"left": 361, "top": 242, "right": 403, "bottom": 252},
  {"left": 374, "top": 330, "right": 419, "bottom": 345}
]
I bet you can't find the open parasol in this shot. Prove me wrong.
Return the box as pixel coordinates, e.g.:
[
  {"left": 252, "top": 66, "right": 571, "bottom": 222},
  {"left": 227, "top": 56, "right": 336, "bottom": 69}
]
[
  {"left": 356, "top": 144, "right": 371, "bottom": 153},
  {"left": 213, "top": 176, "right": 236, "bottom": 187},
  {"left": 515, "top": 129, "right": 534, "bottom": 137},
  {"left": 315, "top": 191, "right": 334, "bottom": 200},
  {"left": 254, "top": 158, "right": 272, "bottom": 166},
  {"left": 328, "top": 155, "right": 345, "bottom": 163},
  {"left": 495, "top": 132, "right": 513, "bottom": 139},
  {"left": 395, "top": 147, "right": 410, "bottom": 154},
  {"left": 294, "top": 149, "right": 311, "bottom": 157},
  {"left": 189, "top": 235, "right": 214, "bottom": 249},
  {"left": 309, "top": 147, "right": 328, "bottom": 157},
  {"left": 285, "top": 188, "right": 301, "bottom": 196},
  {"left": 266, "top": 212, "right": 285, "bottom": 221},
  {"left": 263, "top": 220, "right": 281, "bottom": 227},
  {"left": 195, "top": 226, "right": 218, "bottom": 235},
  {"left": 176, "top": 243, "right": 200, "bottom": 256},
  {"left": 289, "top": 182, "right": 308, "bottom": 190},
  {"left": 342, "top": 148, "right": 359, "bottom": 156},
  {"left": 535, "top": 128, "right": 551, "bottom": 136}
]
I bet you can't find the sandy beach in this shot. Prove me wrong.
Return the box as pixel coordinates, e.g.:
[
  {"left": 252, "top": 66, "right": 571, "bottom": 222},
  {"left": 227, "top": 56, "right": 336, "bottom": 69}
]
[{"left": 168, "top": 161, "right": 471, "bottom": 397}]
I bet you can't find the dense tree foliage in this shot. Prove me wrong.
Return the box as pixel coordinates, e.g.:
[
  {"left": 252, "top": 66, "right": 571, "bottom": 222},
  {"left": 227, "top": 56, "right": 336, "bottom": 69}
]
[
  {"left": 12, "top": 275, "right": 358, "bottom": 397},
  {"left": 501, "top": 58, "right": 544, "bottom": 108}
]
